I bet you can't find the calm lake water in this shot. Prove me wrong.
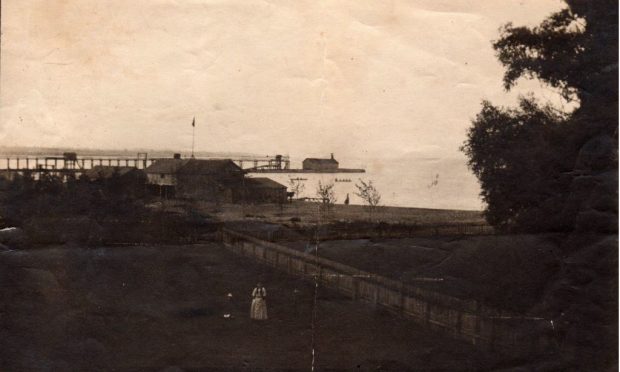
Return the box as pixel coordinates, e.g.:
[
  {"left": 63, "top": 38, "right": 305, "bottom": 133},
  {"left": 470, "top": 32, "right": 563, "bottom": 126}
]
[{"left": 248, "top": 155, "right": 483, "bottom": 210}]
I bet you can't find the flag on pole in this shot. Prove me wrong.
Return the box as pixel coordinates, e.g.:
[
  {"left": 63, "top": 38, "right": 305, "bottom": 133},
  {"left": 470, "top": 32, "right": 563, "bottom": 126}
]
[{"left": 192, "top": 117, "right": 195, "bottom": 127}]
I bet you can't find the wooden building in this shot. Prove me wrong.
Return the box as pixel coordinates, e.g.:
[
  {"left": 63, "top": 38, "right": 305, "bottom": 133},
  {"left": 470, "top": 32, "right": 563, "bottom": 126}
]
[
  {"left": 302, "top": 153, "right": 339, "bottom": 171},
  {"left": 145, "top": 158, "right": 245, "bottom": 201},
  {"left": 244, "top": 177, "right": 288, "bottom": 204}
]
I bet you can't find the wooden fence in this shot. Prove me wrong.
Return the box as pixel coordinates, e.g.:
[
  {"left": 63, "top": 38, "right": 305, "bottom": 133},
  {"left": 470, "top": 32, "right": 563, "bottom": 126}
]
[
  {"left": 236, "top": 223, "right": 495, "bottom": 243},
  {"left": 221, "top": 228, "right": 557, "bottom": 356}
]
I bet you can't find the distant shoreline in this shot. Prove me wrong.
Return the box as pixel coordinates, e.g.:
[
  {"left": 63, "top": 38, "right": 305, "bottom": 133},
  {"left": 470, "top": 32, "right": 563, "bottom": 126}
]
[
  {"left": 0, "top": 146, "right": 261, "bottom": 159},
  {"left": 0, "top": 146, "right": 484, "bottom": 211}
]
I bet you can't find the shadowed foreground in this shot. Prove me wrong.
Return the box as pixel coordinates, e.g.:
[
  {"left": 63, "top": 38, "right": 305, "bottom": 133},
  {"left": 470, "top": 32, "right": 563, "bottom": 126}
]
[{"left": 0, "top": 243, "right": 512, "bottom": 371}]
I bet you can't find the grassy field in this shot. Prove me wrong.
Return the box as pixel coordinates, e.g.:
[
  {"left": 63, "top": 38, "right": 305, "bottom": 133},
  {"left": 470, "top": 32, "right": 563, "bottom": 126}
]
[
  {"left": 0, "top": 243, "right": 513, "bottom": 371},
  {"left": 176, "top": 200, "right": 486, "bottom": 226}
]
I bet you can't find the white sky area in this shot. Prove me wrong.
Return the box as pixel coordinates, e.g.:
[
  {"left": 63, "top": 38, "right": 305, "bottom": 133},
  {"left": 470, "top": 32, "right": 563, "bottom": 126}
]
[{"left": 0, "top": 0, "right": 566, "bottom": 209}]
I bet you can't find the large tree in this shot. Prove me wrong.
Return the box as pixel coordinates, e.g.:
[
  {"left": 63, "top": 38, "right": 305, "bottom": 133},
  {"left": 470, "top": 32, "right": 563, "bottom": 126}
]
[{"left": 462, "top": 0, "right": 617, "bottom": 232}]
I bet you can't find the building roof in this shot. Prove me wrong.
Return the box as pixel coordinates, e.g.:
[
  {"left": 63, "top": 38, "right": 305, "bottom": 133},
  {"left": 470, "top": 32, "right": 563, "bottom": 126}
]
[
  {"left": 177, "top": 159, "right": 243, "bottom": 175},
  {"left": 303, "top": 158, "right": 338, "bottom": 164},
  {"left": 245, "top": 177, "right": 287, "bottom": 189},
  {"left": 144, "top": 159, "right": 191, "bottom": 174},
  {"left": 84, "top": 166, "right": 142, "bottom": 180},
  {"left": 145, "top": 158, "right": 243, "bottom": 175}
]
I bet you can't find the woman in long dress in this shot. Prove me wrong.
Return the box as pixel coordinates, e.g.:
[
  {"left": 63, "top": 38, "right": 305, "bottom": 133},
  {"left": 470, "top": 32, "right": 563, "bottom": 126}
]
[{"left": 250, "top": 283, "right": 268, "bottom": 320}]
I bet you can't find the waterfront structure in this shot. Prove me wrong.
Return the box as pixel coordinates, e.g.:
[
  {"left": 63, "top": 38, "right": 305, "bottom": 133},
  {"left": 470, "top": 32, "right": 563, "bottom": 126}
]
[
  {"left": 145, "top": 155, "right": 245, "bottom": 201},
  {"left": 244, "top": 177, "right": 288, "bottom": 204},
  {"left": 302, "top": 153, "right": 339, "bottom": 171}
]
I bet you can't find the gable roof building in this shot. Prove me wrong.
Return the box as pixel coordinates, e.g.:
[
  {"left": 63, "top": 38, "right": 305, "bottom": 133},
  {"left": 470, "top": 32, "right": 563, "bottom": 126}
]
[
  {"left": 144, "top": 158, "right": 242, "bottom": 176},
  {"left": 244, "top": 177, "right": 288, "bottom": 204},
  {"left": 143, "top": 159, "right": 191, "bottom": 175},
  {"left": 244, "top": 177, "right": 287, "bottom": 189},
  {"left": 176, "top": 159, "right": 243, "bottom": 175},
  {"left": 145, "top": 158, "right": 244, "bottom": 201},
  {"left": 302, "top": 153, "right": 339, "bottom": 171}
]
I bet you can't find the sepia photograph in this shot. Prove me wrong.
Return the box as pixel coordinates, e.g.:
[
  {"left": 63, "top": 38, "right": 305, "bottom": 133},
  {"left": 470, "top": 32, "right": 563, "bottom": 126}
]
[{"left": 0, "top": 0, "right": 617, "bottom": 370}]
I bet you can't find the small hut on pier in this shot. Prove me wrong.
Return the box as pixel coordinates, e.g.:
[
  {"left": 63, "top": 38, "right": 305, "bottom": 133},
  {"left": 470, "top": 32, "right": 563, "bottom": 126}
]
[{"left": 302, "top": 153, "right": 339, "bottom": 171}]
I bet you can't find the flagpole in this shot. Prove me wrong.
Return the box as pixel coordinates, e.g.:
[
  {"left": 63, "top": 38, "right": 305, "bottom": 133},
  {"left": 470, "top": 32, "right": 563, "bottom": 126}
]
[{"left": 191, "top": 117, "right": 195, "bottom": 158}]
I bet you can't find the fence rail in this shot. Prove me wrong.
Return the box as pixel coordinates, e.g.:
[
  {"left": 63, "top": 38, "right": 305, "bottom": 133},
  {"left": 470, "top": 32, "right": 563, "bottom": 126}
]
[
  {"left": 236, "top": 223, "right": 495, "bottom": 243},
  {"left": 221, "top": 228, "right": 557, "bottom": 356}
]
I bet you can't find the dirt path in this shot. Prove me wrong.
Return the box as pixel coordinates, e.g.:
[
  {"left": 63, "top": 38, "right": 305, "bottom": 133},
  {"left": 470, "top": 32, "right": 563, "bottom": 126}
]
[{"left": 1, "top": 244, "right": 505, "bottom": 371}]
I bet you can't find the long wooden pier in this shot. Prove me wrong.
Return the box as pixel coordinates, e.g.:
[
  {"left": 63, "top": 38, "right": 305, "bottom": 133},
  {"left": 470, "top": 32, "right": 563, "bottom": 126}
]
[
  {"left": 0, "top": 156, "right": 153, "bottom": 172},
  {"left": 0, "top": 154, "right": 288, "bottom": 173},
  {"left": 0, "top": 154, "right": 364, "bottom": 175}
]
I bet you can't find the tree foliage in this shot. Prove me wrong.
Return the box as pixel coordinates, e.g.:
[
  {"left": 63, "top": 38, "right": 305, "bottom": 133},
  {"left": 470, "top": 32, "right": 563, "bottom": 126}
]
[
  {"left": 288, "top": 178, "right": 305, "bottom": 199},
  {"left": 315, "top": 181, "right": 337, "bottom": 206},
  {"left": 463, "top": 0, "right": 617, "bottom": 232},
  {"left": 354, "top": 179, "right": 381, "bottom": 219},
  {"left": 1, "top": 173, "right": 146, "bottom": 226},
  {"left": 462, "top": 98, "right": 573, "bottom": 230},
  {"left": 497, "top": 1, "right": 617, "bottom": 135}
]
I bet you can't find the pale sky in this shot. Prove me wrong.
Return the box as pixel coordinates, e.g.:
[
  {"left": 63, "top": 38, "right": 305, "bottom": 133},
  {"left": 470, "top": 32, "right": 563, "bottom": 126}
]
[{"left": 0, "top": 0, "right": 566, "bottom": 209}]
